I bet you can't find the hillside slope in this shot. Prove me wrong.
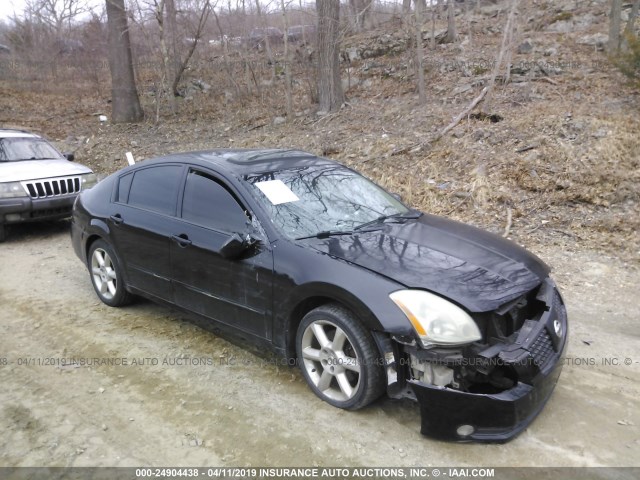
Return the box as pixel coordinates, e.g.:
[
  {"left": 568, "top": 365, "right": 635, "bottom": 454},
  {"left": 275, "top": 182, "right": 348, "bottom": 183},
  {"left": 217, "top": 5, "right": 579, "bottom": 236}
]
[{"left": 1, "top": 0, "right": 638, "bottom": 262}]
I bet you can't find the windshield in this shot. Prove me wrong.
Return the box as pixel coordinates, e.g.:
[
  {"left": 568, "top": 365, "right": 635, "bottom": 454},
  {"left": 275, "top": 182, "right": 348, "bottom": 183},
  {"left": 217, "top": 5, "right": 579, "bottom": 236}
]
[
  {"left": 0, "top": 137, "right": 63, "bottom": 162},
  {"left": 246, "top": 165, "right": 410, "bottom": 239}
]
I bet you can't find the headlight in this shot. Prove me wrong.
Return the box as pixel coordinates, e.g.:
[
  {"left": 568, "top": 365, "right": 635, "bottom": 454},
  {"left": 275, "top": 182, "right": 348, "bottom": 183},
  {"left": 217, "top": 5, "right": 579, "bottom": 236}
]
[
  {"left": 80, "top": 173, "right": 98, "bottom": 190},
  {"left": 0, "top": 182, "right": 28, "bottom": 198},
  {"left": 390, "top": 290, "right": 482, "bottom": 348}
]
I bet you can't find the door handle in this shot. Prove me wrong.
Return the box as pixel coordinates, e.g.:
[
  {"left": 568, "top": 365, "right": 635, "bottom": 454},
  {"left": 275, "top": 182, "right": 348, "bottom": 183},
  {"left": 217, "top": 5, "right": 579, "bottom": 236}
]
[
  {"left": 110, "top": 214, "right": 124, "bottom": 225},
  {"left": 171, "top": 234, "right": 192, "bottom": 247}
]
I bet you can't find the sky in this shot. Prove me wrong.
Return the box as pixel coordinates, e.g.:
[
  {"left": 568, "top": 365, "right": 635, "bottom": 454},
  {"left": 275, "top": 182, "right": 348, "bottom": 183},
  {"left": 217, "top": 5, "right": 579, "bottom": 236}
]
[
  {"left": 0, "top": 0, "right": 28, "bottom": 20},
  {"left": 0, "top": 0, "right": 105, "bottom": 22}
]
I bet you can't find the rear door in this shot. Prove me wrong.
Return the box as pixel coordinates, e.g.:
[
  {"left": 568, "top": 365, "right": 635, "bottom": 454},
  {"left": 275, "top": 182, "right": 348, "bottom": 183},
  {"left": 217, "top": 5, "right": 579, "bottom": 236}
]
[
  {"left": 108, "top": 164, "right": 185, "bottom": 301},
  {"left": 170, "top": 168, "right": 274, "bottom": 339}
]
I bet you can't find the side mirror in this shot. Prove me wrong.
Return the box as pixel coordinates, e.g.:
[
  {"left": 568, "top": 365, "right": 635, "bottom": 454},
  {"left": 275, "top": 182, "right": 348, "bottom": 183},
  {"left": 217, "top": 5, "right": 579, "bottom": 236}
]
[
  {"left": 220, "top": 233, "right": 258, "bottom": 259},
  {"left": 391, "top": 192, "right": 402, "bottom": 202},
  {"left": 64, "top": 152, "right": 75, "bottom": 161}
]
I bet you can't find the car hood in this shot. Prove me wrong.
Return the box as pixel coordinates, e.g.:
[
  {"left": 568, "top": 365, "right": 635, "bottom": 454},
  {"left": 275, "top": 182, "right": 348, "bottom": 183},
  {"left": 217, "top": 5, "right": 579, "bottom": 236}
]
[
  {"left": 304, "top": 214, "right": 550, "bottom": 312},
  {"left": 0, "top": 159, "right": 92, "bottom": 183}
]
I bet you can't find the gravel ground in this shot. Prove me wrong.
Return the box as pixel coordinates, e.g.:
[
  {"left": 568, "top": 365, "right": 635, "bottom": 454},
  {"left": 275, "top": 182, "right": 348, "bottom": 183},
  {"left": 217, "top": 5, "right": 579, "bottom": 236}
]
[{"left": 0, "top": 220, "right": 638, "bottom": 468}]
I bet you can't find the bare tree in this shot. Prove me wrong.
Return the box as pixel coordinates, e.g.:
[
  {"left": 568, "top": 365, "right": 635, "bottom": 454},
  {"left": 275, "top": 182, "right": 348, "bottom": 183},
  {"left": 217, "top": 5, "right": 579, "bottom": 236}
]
[
  {"left": 171, "top": 0, "right": 211, "bottom": 94},
  {"left": 348, "top": 0, "right": 372, "bottom": 32},
  {"left": 316, "top": 0, "right": 343, "bottom": 112},
  {"left": 153, "top": 0, "right": 213, "bottom": 96},
  {"left": 253, "top": 0, "right": 273, "bottom": 65},
  {"left": 608, "top": 0, "right": 622, "bottom": 54},
  {"left": 484, "top": 0, "right": 518, "bottom": 112},
  {"left": 626, "top": 0, "right": 640, "bottom": 33},
  {"left": 106, "top": 0, "right": 144, "bottom": 123},
  {"left": 25, "top": 0, "right": 91, "bottom": 36},
  {"left": 402, "top": 0, "right": 411, "bottom": 17},
  {"left": 151, "top": 0, "right": 179, "bottom": 100},
  {"left": 153, "top": 0, "right": 175, "bottom": 112},
  {"left": 211, "top": 7, "right": 244, "bottom": 97}
]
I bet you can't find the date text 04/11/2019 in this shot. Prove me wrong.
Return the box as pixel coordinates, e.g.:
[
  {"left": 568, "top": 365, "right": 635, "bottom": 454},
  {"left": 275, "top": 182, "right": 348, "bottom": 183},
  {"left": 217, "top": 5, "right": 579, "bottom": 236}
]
[{"left": 134, "top": 467, "right": 496, "bottom": 478}]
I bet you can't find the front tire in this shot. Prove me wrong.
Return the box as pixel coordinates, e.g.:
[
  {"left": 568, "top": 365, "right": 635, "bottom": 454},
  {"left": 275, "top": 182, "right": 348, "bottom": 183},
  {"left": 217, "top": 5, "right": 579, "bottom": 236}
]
[
  {"left": 296, "top": 304, "right": 386, "bottom": 410},
  {"left": 88, "top": 239, "right": 133, "bottom": 307}
]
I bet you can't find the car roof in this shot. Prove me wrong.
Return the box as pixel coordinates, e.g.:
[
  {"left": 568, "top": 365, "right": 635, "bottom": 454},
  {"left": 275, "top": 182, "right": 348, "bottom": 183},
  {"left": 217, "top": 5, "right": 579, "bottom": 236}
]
[
  {"left": 0, "top": 128, "right": 41, "bottom": 139},
  {"left": 147, "top": 149, "right": 338, "bottom": 175}
]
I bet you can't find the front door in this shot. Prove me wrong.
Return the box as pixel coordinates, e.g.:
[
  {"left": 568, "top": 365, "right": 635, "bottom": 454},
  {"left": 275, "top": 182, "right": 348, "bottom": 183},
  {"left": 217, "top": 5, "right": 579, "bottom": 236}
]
[{"left": 170, "top": 168, "right": 273, "bottom": 339}]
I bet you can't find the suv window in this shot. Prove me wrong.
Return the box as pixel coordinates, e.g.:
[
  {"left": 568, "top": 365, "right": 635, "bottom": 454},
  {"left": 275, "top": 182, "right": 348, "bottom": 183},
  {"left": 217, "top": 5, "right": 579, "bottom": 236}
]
[
  {"left": 128, "top": 165, "right": 182, "bottom": 215},
  {"left": 181, "top": 170, "right": 248, "bottom": 232},
  {"left": 0, "top": 137, "right": 62, "bottom": 162}
]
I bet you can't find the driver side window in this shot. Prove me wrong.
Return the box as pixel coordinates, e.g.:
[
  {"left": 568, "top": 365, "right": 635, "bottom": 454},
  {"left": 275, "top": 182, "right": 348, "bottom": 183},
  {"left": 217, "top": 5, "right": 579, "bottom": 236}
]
[{"left": 181, "top": 170, "right": 248, "bottom": 233}]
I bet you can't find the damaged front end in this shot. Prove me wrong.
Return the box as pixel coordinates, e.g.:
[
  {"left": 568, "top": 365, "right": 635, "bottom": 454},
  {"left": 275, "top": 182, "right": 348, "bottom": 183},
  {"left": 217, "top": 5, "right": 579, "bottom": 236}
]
[{"left": 379, "top": 278, "right": 568, "bottom": 442}]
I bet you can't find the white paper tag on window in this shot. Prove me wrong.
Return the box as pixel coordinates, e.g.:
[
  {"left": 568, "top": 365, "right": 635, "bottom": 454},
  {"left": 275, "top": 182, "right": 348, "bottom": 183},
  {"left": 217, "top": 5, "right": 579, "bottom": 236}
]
[{"left": 255, "top": 179, "right": 299, "bottom": 205}]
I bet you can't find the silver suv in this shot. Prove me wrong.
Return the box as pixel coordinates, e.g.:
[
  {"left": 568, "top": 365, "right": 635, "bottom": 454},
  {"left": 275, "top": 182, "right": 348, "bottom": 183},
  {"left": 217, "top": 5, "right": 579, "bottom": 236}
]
[{"left": 0, "top": 129, "right": 97, "bottom": 242}]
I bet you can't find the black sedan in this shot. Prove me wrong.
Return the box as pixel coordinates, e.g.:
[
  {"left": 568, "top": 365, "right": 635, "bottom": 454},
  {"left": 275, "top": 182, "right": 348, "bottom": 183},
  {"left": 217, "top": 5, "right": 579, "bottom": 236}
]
[{"left": 71, "top": 149, "right": 568, "bottom": 442}]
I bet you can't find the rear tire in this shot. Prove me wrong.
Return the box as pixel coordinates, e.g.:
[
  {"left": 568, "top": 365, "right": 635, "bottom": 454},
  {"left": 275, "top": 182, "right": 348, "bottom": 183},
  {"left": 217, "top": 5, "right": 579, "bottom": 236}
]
[
  {"left": 0, "top": 224, "right": 5, "bottom": 243},
  {"left": 88, "top": 239, "right": 133, "bottom": 307},
  {"left": 296, "top": 304, "right": 386, "bottom": 410}
]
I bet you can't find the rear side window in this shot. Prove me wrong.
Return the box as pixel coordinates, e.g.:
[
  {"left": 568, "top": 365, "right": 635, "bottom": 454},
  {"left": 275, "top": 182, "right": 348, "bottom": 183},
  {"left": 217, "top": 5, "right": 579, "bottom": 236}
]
[
  {"left": 128, "top": 165, "right": 182, "bottom": 215},
  {"left": 181, "top": 170, "right": 248, "bottom": 232},
  {"left": 116, "top": 172, "right": 133, "bottom": 204}
]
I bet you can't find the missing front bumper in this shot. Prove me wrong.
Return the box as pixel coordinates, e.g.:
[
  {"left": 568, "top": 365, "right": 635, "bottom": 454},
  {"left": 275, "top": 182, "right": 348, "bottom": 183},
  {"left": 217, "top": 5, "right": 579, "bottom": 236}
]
[
  {"left": 409, "top": 340, "right": 565, "bottom": 442},
  {"left": 387, "top": 280, "right": 568, "bottom": 442}
]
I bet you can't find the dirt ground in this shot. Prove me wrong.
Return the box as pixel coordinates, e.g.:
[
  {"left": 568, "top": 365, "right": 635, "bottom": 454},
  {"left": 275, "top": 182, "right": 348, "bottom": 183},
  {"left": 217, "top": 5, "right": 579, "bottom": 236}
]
[{"left": 0, "top": 220, "right": 638, "bottom": 468}]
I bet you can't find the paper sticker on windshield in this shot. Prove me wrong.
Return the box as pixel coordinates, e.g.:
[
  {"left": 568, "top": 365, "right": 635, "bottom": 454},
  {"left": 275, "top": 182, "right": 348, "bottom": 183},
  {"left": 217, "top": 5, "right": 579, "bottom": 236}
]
[{"left": 255, "top": 180, "right": 299, "bottom": 205}]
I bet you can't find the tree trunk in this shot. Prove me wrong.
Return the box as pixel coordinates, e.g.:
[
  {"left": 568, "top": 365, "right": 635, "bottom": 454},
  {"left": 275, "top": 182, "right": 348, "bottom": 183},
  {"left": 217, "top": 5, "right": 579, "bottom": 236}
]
[
  {"left": 622, "top": 0, "right": 640, "bottom": 51},
  {"left": 105, "top": 0, "right": 143, "bottom": 123},
  {"left": 316, "top": 0, "right": 344, "bottom": 112},
  {"left": 155, "top": 0, "right": 176, "bottom": 114},
  {"left": 414, "top": 0, "right": 426, "bottom": 104},
  {"left": 444, "top": 0, "right": 457, "bottom": 43},
  {"left": 431, "top": 1, "right": 436, "bottom": 49},
  {"left": 627, "top": 0, "right": 640, "bottom": 32},
  {"left": 402, "top": 0, "right": 412, "bottom": 16},
  {"left": 466, "top": 0, "right": 472, "bottom": 48},
  {"left": 281, "top": 0, "right": 293, "bottom": 119},
  {"left": 166, "top": 0, "right": 179, "bottom": 94},
  {"left": 608, "top": 0, "right": 622, "bottom": 54}
]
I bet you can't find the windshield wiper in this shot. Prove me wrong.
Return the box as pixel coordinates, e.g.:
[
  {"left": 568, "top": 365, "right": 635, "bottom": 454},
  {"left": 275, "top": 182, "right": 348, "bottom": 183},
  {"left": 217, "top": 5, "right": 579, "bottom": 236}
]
[
  {"left": 353, "top": 211, "right": 422, "bottom": 231},
  {"left": 295, "top": 230, "right": 355, "bottom": 240},
  {"left": 295, "top": 212, "right": 422, "bottom": 240}
]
